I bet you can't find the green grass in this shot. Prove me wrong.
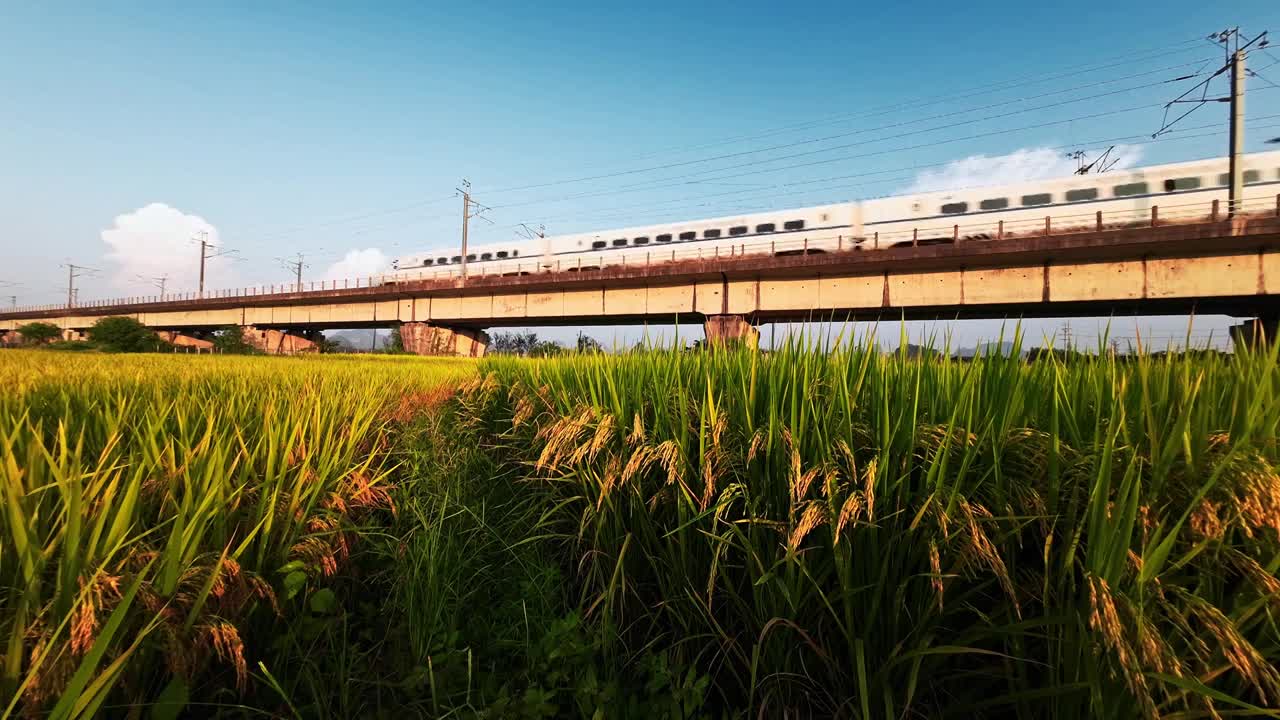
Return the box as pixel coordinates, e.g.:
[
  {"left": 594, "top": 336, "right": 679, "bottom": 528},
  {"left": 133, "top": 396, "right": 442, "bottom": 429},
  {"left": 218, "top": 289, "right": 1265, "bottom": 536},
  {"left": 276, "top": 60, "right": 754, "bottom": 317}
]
[
  {"left": 3, "top": 336, "right": 1279, "bottom": 718},
  {"left": 468, "top": 332, "right": 1280, "bottom": 718},
  {"left": 0, "top": 351, "right": 472, "bottom": 718}
]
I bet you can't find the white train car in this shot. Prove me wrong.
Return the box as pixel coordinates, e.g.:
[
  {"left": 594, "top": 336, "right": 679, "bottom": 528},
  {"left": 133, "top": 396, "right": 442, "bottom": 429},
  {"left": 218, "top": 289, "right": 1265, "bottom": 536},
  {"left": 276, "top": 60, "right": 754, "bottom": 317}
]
[
  {"left": 861, "top": 151, "right": 1280, "bottom": 247},
  {"left": 382, "top": 151, "right": 1280, "bottom": 282},
  {"left": 539, "top": 202, "right": 857, "bottom": 272},
  {"left": 390, "top": 238, "right": 531, "bottom": 277}
]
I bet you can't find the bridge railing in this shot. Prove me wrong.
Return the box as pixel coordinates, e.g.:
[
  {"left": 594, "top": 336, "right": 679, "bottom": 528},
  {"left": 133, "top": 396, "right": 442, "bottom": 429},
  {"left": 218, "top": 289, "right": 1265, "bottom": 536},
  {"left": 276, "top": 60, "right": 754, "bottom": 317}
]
[{"left": 5, "top": 195, "right": 1279, "bottom": 315}]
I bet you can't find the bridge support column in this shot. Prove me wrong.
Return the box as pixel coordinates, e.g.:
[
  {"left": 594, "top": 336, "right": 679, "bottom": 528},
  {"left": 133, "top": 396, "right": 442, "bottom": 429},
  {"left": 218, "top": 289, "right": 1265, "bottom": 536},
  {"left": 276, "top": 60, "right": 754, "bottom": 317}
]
[
  {"left": 1, "top": 330, "right": 19, "bottom": 346},
  {"left": 157, "top": 331, "right": 215, "bottom": 352},
  {"left": 703, "top": 315, "right": 759, "bottom": 349},
  {"left": 399, "top": 322, "right": 489, "bottom": 357},
  {"left": 240, "top": 326, "right": 318, "bottom": 355},
  {"left": 1230, "top": 315, "right": 1280, "bottom": 350}
]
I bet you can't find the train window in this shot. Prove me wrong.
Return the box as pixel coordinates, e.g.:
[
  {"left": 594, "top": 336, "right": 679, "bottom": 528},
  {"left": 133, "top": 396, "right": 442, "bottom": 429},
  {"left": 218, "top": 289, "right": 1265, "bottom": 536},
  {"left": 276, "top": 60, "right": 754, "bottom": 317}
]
[
  {"left": 466, "top": 254, "right": 477, "bottom": 262},
  {"left": 1021, "top": 193, "right": 1052, "bottom": 206},
  {"left": 1217, "top": 170, "right": 1263, "bottom": 185},
  {"left": 1164, "top": 176, "right": 1202, "bottom": 191},
  {"left": 423, "top": 259, "right": 434, "bottom": 266},
  {"left": 451, "top": 255, "right": 462, "bottom": 263},
  {"left": 591, "top": 240, "right": 607, "bottom": 249},
  {"left": 679, "top": 231, "right": 696, "bottom": 241},
  {"left": 783, "top": 220, "right": 805, "bottom": 230},
  {"left": 704, "top": 229, "right": 722, "bottom": 239},
  {"left": 729, "top": 226, "right": 748, "bottom": 236},
  {"left": 940, "top": 202, "right": 968, "bottom": 215},
  {"left": 755, "top": 223, "right": 776, "bottom": 233},
  {"left": 1065, "top": 188, "right": 1098, "bottom": 202},
  {"left": 633, "top": 236, "right": 650, "bottom": 245},
  {"left": 1112, "top": 182, "right": 1148, "bottom": 197},
  {"left": 979, "top": 198, "right": 1009, "bottom": 210},
  {"left": 438, "top": 257, "right": 448, "bottom": 265},
  {"left": 480, "top": 252, "right": 493, "bottom": 260},
  {"left": 512, "top": 249, "right": 519, "bottom": 257},
  {"left": 612, "top": 238, "right": 628, "bottom": 247},
  {"left": 656, "top": 233, "right": 673, "bottom": 242},
  {"left": 496, "top": 251, "right": 508, "bottom": 259}
]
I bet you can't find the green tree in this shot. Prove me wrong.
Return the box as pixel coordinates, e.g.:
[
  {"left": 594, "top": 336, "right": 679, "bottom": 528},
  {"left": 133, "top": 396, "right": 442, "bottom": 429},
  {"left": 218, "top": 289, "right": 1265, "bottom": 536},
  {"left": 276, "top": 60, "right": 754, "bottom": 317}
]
[
  {"left": 529, "top": 339, "right": 563, "bottom": 357},
  {"left": 491, "top": 331, "right": 539, "bottom": 355},
  {"left": 17, "top": 322, "right": 62, "bottom": 344},
  {"left": 575, "top": 332, "right": 603, "bottom": 354},
  {"left": 87, "top": 316, "right": 161, "bottom": 353},
  {"left": 387, "top": 327, "right": 405, "bottom": 353},
  {"left": 211, "top": 326, "right": 257, "bottom": 354}
]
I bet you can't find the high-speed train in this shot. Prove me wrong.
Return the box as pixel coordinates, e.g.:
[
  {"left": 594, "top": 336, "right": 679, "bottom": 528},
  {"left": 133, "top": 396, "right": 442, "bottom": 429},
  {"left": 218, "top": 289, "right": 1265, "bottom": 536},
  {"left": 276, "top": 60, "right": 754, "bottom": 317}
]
[{"left": 387, "top": 151, "right": 1280, "bottom": 280}]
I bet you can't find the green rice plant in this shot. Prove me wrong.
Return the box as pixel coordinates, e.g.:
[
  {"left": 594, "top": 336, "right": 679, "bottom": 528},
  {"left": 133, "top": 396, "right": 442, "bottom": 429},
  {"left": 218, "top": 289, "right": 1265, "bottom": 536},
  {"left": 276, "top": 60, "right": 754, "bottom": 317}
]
[
  {"left": 467, "top": 330, "right": 1280, "bottom": 718},
  {"left": 0, "top": 351, "right": 473, "bottom": 716}
]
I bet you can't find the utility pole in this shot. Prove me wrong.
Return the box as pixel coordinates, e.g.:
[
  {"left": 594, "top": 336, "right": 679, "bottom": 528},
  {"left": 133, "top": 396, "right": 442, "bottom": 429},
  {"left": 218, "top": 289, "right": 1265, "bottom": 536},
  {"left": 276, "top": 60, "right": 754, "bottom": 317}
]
[
  {"left": 64, "top": 263, "right": 96, "bottom": 308},
  {"left": 194, "top": 230, "right": 237, "bottom": 296},
  {"left": 197, "top": 230, "right": 209, "bottom": 295},
  {"left": 136, "top": 274, "right": 167, "bottom": 299},
  {"left": 1228, "top": 45, "right": 1246, "bottom": 215},
  {"left": 460, "top": 181, "right": 471, "bottom": 280},
  {"left": 278, "top": 253, "right": 308, "bottom": 291},
  {"left": 1153, "top": 28, "right": 1269, "bottom": 218},
  {"left": 455, "top": 179, "right": 492, "bottom": 283}
]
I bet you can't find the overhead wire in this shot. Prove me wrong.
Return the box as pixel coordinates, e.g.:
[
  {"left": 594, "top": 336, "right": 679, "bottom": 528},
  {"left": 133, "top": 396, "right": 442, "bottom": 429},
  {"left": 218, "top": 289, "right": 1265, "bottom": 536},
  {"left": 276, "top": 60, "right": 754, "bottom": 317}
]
[
  {"left": 228, "top": 37, "right": 1217, "bottom": 248},
  {"left": 475, "top": 38, "right": 1212, "bottom": 184},
  {"left": 478, "top": 60, "right": 1215, "bottom": 196},
  {"left": 459, "top": 116, "right": 1280, "bottom": 242}
]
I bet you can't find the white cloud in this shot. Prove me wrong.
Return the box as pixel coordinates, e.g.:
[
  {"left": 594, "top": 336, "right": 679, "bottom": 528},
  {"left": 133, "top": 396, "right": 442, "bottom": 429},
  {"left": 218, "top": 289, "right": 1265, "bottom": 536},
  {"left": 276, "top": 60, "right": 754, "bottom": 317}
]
[
  {"left": 322, "top": 248, "right": 388, "bottom": 281},
  {"left": 902, "top": 145, "right": 1145, "bottom": 194},
  {"left": 102, "top": 203, "right": 234, "bottom": 294}
]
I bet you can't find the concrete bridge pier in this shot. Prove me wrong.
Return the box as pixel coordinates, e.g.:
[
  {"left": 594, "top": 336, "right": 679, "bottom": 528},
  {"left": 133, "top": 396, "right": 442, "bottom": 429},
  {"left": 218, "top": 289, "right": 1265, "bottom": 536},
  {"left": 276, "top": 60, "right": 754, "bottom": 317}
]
[
  {"left": 399, "top": 322, "right": 489, "bottom": 357},
  {"left": 157, "top": 331, "right": 215, "bottom": 352},
  {"left": 703, "top": 314, "right": 759, "bottom": 349},
  {"left": 1, "top": 330, "right": 18, "bottom": 346},
  {"left": 1230, "top": 314, "right": 1280, "bottom": 350},
  {"left": 241, "top": 326, "right": 318, "bottom": 355}
]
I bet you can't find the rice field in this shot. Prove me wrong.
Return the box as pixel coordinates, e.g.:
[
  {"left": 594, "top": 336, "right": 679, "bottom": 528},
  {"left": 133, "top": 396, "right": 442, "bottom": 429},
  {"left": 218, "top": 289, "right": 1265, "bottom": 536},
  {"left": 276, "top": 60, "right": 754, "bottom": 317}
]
[
  {"left": 0, "top": 352, "right": 472, "bottom": 718},
  {"left": 3, "top": 338, "right": 1280, "bottom": 718}
]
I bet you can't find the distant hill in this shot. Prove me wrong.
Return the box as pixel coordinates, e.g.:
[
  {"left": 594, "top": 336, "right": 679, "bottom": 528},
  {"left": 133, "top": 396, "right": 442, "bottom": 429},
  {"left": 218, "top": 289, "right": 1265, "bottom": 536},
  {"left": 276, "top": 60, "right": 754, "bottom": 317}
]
[
  {"left": 325, "top": 329, "right": 387, "bottom": 351},
  {"left": 955, "top": 341, "right": 1017, "bottom": 358}
]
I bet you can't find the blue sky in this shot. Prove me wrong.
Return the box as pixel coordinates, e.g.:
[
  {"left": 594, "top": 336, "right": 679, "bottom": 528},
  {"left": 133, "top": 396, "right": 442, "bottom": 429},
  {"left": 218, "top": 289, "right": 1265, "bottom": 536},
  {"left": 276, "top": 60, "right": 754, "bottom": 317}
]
[{"left": 2, "top": 1, "right": 1278, "bottom": 347}]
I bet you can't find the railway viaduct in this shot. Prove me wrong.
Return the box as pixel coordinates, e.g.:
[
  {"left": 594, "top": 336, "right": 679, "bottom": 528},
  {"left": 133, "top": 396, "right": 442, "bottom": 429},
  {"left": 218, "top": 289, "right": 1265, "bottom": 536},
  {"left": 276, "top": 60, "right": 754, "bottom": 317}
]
[{"left": 3, "top": 209, "right": 1280, "bottom": 355}]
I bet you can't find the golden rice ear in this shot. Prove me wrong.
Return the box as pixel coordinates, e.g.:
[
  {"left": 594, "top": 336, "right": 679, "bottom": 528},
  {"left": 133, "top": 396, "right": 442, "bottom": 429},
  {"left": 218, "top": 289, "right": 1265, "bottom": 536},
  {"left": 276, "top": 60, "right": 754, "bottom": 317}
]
[
  {"left": 746, "top": 429, "right": 766, "bottom": 465},
  {"left": 626, "top": 411, "right": 645, "bottom": 447},
  {"left": 787, "top": 501, "right": 828, "bottom": 555},
  {"left": 204, "top": 621, "right": 248, "bottom": 693},
  {"left": 928, "top": 541, "right": 943, "bottom": 612}
]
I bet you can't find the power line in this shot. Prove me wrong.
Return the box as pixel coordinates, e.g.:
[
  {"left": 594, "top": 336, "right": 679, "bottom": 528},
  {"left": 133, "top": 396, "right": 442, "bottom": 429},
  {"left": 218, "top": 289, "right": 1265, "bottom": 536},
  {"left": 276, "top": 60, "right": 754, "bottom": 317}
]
[
  {"left": 475, "top": 39, "right": 1212, "bottom": 189},
  {"left": 467, "top": 117, "right": 1280, "bottom": 242},
  {"left": 482, "top": 64, "right": 1212, "bottom": 197},
  {"left": 485, "top": 101, "right": 1180, "bottom": 214},
  {"left": 222, "top": 37, "right": 1211, "bottom": 245}
]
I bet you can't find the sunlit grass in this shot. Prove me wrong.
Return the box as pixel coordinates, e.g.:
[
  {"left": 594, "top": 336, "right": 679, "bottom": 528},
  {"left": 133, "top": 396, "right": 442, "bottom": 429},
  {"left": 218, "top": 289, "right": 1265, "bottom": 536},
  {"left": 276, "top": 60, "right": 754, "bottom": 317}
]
[
  {"left": 0, "top": 351, "right": 472, "bottom": 717},
  {"left": 464, "top": 331, "right": 1280, "bottom": 718}
]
